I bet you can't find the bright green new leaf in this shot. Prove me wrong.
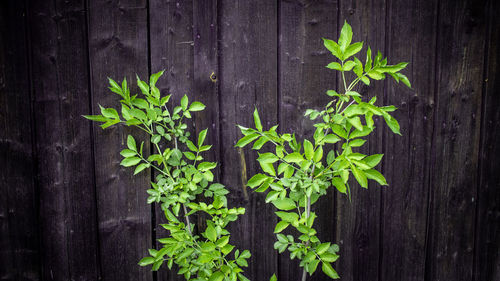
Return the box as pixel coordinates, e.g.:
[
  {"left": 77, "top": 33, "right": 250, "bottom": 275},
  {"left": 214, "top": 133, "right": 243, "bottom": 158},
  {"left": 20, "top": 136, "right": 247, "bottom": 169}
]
[
  {"left": 270, "top": 273, "right": 277, "bottom": 281},
  {"left": 247, "top": 174, "right": 268, "bottom": 188},
  {"left": 363, "top": 154, "right": 383, "bottom": 168},
  {"left": 322, "top": 38, "right": 342, "bottom": 60},
  {"left": 274, "top": 221, "right": 290, "bottom": 233},
  {"left": 138, "top": 256, "right": 155, "bottom": 266},
  {"left": 342, "top": 60, "right": 356, "bottom": 71},
  {"left": 344, "top": 42, "right": 363, "bottom": 60},
  {"left": 198, "top": 128, "right": 208, "bottom": 147},
  {"left": 322, "top": 262, "right": 340, "bottom": 279},
  {"left": 180, "top": 94, "right": 188, "bottom": 110},
  {"left": 304, "top": 139, "right": 314, "bottom": 160},
  {"left": 253, "top": 107, "right": 263, "bottom": 132},
  {"left": 364, "top": 169, "right": 388, "bottom": 185},
  {"left": 205, "top": 224, "right": 217, "bottom": 242},
  {"left": 127, "top": 135, "right": 137, "bottom": 151},
  {"left": 258, "top": 152, "right": 279, "bottom": 164},
  {"left": 283, "top": 152, "right": 304, "bottom": 163},
  {"left": 208, "top": 271, "right": 224, "bottom": 281},
  {"left": 189, "top": 101, "right": 206, "bottom": 111},
  {"left": 338, "top": 21, "right": 353, "bottom": 52},
  {"left": 272, "top": 198, "right": 296, "bottom": 211},
  {"left": 326, "top": 62, "right": 342, "bottom": 71},
  {"left": 236, "top": 133, "right": 260, "bottom": 147},
  {"left": 351, "top": 165, "right": 368, "bottom": 188}
]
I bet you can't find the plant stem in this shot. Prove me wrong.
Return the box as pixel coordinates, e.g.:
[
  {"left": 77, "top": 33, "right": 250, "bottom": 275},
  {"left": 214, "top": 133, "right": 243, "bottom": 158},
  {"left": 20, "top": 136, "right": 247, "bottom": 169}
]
[
  {"left": 301, "top": 164, "right": 315, "bottom": 281},
  {"left": 183, "top": 203, "right": 192, "bottom": 235}
]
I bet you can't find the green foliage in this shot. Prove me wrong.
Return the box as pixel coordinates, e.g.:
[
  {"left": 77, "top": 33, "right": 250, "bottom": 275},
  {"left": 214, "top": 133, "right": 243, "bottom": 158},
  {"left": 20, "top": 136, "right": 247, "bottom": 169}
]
[
  {"left": 85, "top": 71, "right": 251, "bottom": 281},
  {"left": 237, "top": 21, "right": 410, "bottom": 281}
]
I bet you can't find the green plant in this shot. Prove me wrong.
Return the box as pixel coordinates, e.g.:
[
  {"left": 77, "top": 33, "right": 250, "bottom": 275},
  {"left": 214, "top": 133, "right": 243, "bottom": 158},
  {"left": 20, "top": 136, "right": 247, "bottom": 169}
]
[
  {"left": 236, "top": 21, "right": 411, "bottom": 280},
  {"left": 84, "top": 71, "right": 252, "bottom": 281}
]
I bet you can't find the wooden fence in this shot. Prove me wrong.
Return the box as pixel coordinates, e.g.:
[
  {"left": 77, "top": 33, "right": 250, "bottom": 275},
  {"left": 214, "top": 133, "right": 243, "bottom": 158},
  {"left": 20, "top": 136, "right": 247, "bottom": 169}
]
[{"left": 1, "top": 0, "right": 499, "bottom": 280}]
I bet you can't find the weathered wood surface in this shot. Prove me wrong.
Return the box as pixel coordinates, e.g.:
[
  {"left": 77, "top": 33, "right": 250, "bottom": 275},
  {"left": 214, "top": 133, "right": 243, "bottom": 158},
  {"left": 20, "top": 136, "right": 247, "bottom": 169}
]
[
  {"left": 0, "top": 1, "right": 39, "bottom": 280},
  {"left": 87, "top": 0, "right": 152, "bottom": 280},
  {"left": 218, "top": 0, "right": 279, "bottom": 279},
  {"left": 1, "top": 0, "right": 499, "bottom": 280},
  {"left": 279, "top": 1, "right": 338, "bottom": 280}
]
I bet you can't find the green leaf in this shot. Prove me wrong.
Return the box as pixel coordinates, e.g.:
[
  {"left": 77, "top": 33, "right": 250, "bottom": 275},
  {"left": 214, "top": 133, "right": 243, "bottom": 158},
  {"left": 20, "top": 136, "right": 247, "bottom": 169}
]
[
  {"left": 260, "top": 162, "right": 276, "bottom": 176},
  {"left": 99, "top": 105, "right": 119, "bottom": 120},
  {"left": 382, "top": 113, "right": 401, "bottom": 135},
  {"left": 198, "top": 128, "right": 208, "bottom": 147},
  {"left": 258, "top": 153, "right": 279, "bottom": 164},
  {"left": 323, "top": 38, "right": 342, "bottom": 60},
  {"left": 180, "top": 95, "right": 188, "bottom": 110},
  {"left": 331, "top": 177, "right": 346, "bottom": 194},
  {"left": 304, "top": 139, "right": 314, "bottom": 160},
  {"left": 270, "top": 274, "right": 277, "bottom": 281},
  {"left": 216, "top": 236, "right": 230, "bottom": 248},
  {"left": 83, "top": 115, "right": 108, "bottom": 122},
  {"left": 236, "top": 133, "right": 260, "bottom": 147},
  {"left": 283, "top": 152, "right": 304, "bottom": 163},
  {"left": 275, "top": 211, "right": 299, "bottom": 223},
  {"left": 121, "top": 157, "right": 141, "bottom": 167},
  {"left": 272, "top": 198, "right": 296, "bottom": 211},
  {"left": 326, "top": 62, "right": 342, "bottom": 71},
  {"left": 253, "top": 136, "right": 269, "bottom": 150},
  {"left": 322, "top": 262, "right": 340, "bottom": 279},
  {"left": 134, "top": 163, "right": 148, "bottom": 175},
  {"left": 274, "top": 221, "right": 290, "bottom": 233},
  {"left": 314, "top": 146, "right": 323, "bottom": 163},
  {"left": 138, "top": 256, "right": 155, "bottom": 266},
  {"left": 120, "top": 149, "right": 136, "bottom": 157},
  {"left": 347, "top": 117, "right": 363, "bottom": 131},
  {"left": 127, "top": 135, "right": 136, "bottom": 151},
  {"left": 364, "top": 169, "right": 388, "bottom": 185},
  {"left": 344, "top": 42, "right": 363, "bottom": 60},
  {"left": 342, "top": 60, "right": 356, "bottom": 71},
  {"left": 254, "top": 107, "right": 263, "bottom": 131},
  {"left": 149, "top": 69, "right": 164, "bottom": 86},
  {"left": 397, "top": 73, "right": 412, "bottom": 88},
  {"left": 338, "top": 21, "right": 353, "bottom": 52},
  {"left": 205, "top": 225, "right": 217, "bottom": 242},
  {"left": 151, "top": 135, "right": 161, "bottom": 144},
  {"left": 351, "top": 165, "right": 368, "bottom": 188},
  {"left": 365, "top": 47, "right": 373, "bottom": 72},
  {"left": 316, "top": 242, "right": 331, "bottom": 255},
  {"left": 208, "top": 271, "right": 224, "bottom": 281},
  {"left": 189, "top": 101, "right": 206, "bottom": 111},
  {"left": 324, "top": 134, "right": 341, "bottom": 144},
  {"left": 247, "top": 174, "right": 268, "bottom": 188},
  {"left": 364, "top": 154, "right": 383, "bottom": 168}
]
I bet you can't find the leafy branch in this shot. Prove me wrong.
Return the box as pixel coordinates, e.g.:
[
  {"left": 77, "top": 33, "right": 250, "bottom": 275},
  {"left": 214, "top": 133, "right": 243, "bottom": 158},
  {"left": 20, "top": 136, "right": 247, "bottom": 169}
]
[
  {"left": 236, "top": 21, "right": 411, "bottom": 281},
  {"left": 85, "top": 71, "right": 251, "bottom": 281}
]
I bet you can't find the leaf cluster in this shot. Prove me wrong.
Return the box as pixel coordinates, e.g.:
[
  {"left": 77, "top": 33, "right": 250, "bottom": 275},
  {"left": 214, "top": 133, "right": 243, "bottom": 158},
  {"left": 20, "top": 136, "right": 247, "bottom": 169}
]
[
  {"left": 85, "top": 71, "right": 251, "bottom": 281},
  {"left": 236, "top": 21, "right": 411, "bottom": 281}
]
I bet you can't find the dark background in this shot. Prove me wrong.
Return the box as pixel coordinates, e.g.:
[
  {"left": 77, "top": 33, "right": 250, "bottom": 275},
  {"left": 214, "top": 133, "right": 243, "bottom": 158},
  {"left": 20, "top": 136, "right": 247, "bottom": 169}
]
[{"left": 1, "top": 0, "right": 499, "bottom": 280}]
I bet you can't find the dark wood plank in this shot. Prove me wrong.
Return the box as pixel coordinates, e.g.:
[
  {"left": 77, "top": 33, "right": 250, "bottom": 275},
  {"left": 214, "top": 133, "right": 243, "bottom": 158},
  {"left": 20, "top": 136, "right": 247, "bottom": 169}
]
[
  {"left": 335, "top": 1, "right": 386, "bottom": 280},
  {"left": 474, "top": 0, "right": 500, "bottom": 280},
  {"left": 149, "top": 1, "right": 194, "bottom": 279},
  {"left": 379, "top": 0, "right": 438, "bottom": 280},
  {"left": 87, "top": 0, "right": 152, "bottom": 280},
  {"left": 0, "top": 1, "right": 39, "bottom": 280},
  {"left": 28, "top": 0, "right": 101, "bottom": 280},
  {"left": 278, "top": 1, "right": 338, "bottom": 280},
  {"left": 219, "top": 0, "right": 278, "bottom": 279},
  {"left": 426, "top": 0, "right": 488, "bottom": 280}
]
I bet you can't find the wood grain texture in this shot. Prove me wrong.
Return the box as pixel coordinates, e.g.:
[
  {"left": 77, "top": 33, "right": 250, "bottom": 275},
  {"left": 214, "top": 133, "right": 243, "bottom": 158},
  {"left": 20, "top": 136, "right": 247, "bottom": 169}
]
[
  {"left": 379, "top": 0, "right": 438, "bottom": 280},
  {"left": 218, "top": 0, "right": 278, "bottom": 279},
  {"left": 1, "top": 1, "right": 499, "bottom": 281},
  {"left": 28, "top": 0, "right": 100, "bottom": 280},
  {"left": 474, "top": 0, "right": 500, "bottom": 280},
  {"left": 278, "top": 1, "right": 338, "bottom": 280},
  {"left": 426, "top": 0, "right": 487, "bottom": 280},
  {"left": 149, "top": 1, "right": 194, "bottom": 279},
  {"left": 335, "top": 1, "right": 386, "bottom": 280},
  {"left": 87, "top": 0, "right": 152, "bottom": 280},
  {"left": 0, "top": 1, "right": 39, "bottom": 280}
]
